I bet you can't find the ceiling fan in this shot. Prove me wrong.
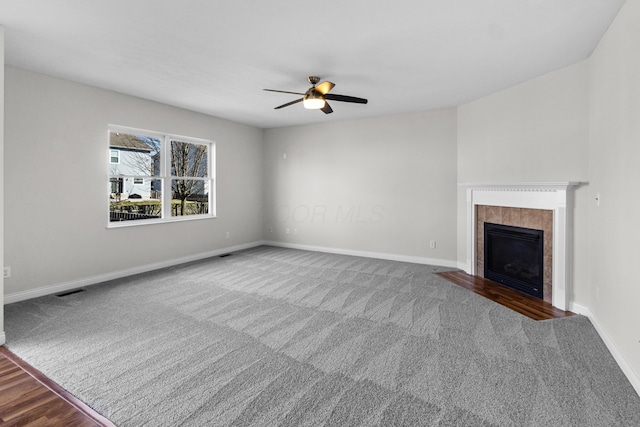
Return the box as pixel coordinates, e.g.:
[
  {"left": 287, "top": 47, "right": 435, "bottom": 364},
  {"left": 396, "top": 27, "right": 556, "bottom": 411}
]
[{"left": 264, "top": 76, "right": 368, "bottom": 114}]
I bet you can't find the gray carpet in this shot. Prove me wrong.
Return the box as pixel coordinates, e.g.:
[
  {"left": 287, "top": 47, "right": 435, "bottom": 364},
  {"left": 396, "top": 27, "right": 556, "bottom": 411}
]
[{"left": 4, "top": 246, "right": 640, "bottom": 426}]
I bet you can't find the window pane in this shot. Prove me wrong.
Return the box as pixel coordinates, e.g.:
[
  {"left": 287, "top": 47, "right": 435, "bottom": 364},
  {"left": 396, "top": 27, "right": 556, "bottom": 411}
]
[
  {"left": 109, "top": 132, "right": 161, "bottom": 177},
  {"left": 110, "top": 178, "right": 123, "bottom": 197},
  {"left": 108, "top": 126, "right": 214, "bottom": 226},
  {"left": 171, "top": 140, "right": 208, "bottom": 178},
  {"left": 109, "top": 179, "right": 162, "bottom": 222},
  {"left": 110, "top": 149, "right": 119, "bottom": 164},
  {"left": 171, "top": 179, "right": 209, "bottom": 216}
]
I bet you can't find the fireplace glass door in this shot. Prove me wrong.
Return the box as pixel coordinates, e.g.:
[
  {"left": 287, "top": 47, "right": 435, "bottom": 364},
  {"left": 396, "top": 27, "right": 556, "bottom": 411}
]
[{"left": 484, "top": 222, "right": 544, "bottom": 299}]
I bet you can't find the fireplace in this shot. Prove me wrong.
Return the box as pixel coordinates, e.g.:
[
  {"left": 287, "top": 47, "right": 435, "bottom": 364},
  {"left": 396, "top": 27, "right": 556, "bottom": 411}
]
[
  {"left": 461, "top": 182, "right": 580, "bottom": 310},
  {"left": 484, "top": 222, "right": 544, "bottom": 299}
]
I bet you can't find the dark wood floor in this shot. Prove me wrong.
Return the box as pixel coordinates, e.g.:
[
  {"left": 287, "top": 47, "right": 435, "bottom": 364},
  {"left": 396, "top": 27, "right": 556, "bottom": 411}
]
[
  {"left": 436, "top": 270, "right": 575, "bottom": 320},
  {"left": 0, "top": 346, "right": 115, "bottom": 427}
]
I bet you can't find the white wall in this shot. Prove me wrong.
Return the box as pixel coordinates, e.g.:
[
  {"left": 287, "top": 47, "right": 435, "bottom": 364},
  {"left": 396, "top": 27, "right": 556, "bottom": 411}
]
[
  {"left": 263, "top": 110, "right": 458, "bottom": 265},
  {"left": 588, "top": 0, "right": 640, "bottom": 388},
  {"left": 3, "top": 2, "right": 638, "bottom": 393},
  {"left": 456, "top": 60, "right": 590, "bottom": 302},
  {"left": 456, "top": 0, "right": 640, "bottom": 391},
  {"left": 4, "top": 67, "right": 264, "bottom": 299},
  {"left": 0, "top": 26, "right": 5, "bottom": 345}
]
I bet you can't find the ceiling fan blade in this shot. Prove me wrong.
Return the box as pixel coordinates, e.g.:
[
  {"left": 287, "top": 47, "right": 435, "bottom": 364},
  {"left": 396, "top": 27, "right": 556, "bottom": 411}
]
[
  {"left": 315, "top": 81, "right": 335, "bottom": 95},
  {"left": 321, "top": 102, "right": 333, "bottom": 114},
  {"left": 264, "top": 89, "right": 305, "bottom": 96},
  {"left": 324, "top": 93, "right": 368, "bottom": 104},
  {"left": 274, "top": 98, "right": 303, "bottom": 109}
]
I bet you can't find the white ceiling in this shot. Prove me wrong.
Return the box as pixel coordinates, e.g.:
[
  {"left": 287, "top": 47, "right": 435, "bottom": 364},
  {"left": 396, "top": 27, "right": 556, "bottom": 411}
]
[{"left": 0, "top": 0, "right": 626, "bottom": 129}]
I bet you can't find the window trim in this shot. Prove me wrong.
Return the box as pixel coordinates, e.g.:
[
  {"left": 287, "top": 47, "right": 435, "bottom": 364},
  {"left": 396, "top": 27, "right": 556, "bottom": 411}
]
[{"left": 107, "top": 125, "right": 216, "bottom": 228}]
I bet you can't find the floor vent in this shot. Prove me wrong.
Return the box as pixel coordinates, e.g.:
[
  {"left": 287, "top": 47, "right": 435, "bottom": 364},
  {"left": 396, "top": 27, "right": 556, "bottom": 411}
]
[{"left": 56, "top": 289, "right": 86, "bottom": 297}]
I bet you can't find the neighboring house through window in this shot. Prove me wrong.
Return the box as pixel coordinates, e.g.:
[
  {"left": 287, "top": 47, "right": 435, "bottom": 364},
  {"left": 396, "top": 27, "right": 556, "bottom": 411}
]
[{"left": 108, "top": 126, "right": 215, "bottom": 225}]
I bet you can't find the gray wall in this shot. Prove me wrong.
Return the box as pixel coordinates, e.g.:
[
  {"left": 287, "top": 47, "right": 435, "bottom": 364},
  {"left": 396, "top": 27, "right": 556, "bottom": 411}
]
[
  {"left": 588, "top": 0, "right": 640, "bottom": 386},
  {"left": 456, "top": 60, "right": 590, "bottom": 302},
  {"left": 263, "top": 109, "right": 458, "bottom": 265},
  {"left": 455, "top": 0, "right": 640, "bottom": 389},
  {"left": 0, "top": 27, "right": 5, "bottom": 344},
  {"left": 2, "top": 0, "right": 639, "bottom": 390},
  {"left": 4, "top": 67, "right": 264, "bottom": 299}
]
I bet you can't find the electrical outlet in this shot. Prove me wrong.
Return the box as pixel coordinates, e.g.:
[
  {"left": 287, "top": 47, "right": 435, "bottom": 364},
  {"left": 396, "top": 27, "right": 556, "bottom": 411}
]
[
  {"left": 226, "top": 231, "right": 230, "bottom": 239},
  {"left": 286, "top": 228, "right": 290, "bottom": 234},
  {"left": 596, "top": 287, "right": 600, "bottom": 300},
  {"left": 268, "top": 227, "right": 273, "bottom": 233},
  {"left": 3, "top": 266, "right": 11, "bottom": 278},
  {"left": 429, "top": 240, "right": 437, "bottom": 249}
]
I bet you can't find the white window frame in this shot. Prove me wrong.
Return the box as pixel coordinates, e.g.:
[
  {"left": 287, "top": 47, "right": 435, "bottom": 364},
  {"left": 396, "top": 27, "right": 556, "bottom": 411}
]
[{"left": 108, "top": 125, "right": 216, "bottom": 228}]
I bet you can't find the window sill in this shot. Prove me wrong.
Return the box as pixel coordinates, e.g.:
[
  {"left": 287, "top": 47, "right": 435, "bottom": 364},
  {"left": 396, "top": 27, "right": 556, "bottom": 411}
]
[{"left": 106, "top": 214, "right": 217, "bottom": 229}]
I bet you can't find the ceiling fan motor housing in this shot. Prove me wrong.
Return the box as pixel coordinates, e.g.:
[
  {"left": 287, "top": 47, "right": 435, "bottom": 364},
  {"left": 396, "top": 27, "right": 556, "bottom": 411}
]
[{"left": 304, "top": 88, "right": 321, "bottom": 98}]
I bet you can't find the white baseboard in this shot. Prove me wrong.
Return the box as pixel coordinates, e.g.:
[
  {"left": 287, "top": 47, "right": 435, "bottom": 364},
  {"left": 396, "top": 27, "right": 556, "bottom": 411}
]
[
  {"left": 262, "top": 240, "right": 459, "bottom": 269},
  {"left": 570, "top": 302, "right": 640, "bottom": 397},
  {"left": 4, "top": 241, "right": 267, "bottom": 304},
  {"left": 456, "top": 260, "right": 469, "bottom": 271},
  {"left": 6, "top": 239, "right": 637, "bottom": 400},
  {"left": 4, "top": 240, "right": 457, "bottom": 305}
]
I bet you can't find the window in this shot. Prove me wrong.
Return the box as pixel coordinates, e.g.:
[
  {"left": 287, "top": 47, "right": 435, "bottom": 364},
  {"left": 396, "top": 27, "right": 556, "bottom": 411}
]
[
  {"left": 108, "top": 126, "right": 215, "bottom": 225},
  {"left": 110, "top": 178, "right": 123, "bottom": 198},
  {"left": 110, "top": 149, "right": 120, "bottom": 164}
]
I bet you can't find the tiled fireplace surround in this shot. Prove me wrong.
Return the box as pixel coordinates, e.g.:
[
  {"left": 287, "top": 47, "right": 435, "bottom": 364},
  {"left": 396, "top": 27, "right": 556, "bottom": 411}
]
[
  {"left": 462, "top": 183, "right": 580, "bottom": 311},
  {"left": 476, "top": 206, "right": 553, "bottom": 304}
]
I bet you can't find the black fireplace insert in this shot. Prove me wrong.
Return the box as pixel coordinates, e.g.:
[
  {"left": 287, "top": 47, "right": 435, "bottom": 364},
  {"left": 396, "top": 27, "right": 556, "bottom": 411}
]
[{"left": 484, "top": 222, "right": 544, "bottom": 299}]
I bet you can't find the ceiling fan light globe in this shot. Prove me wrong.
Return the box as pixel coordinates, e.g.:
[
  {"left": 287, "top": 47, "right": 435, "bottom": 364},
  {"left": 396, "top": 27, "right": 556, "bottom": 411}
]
[{"left": 303, "top": 98, "right": 326, "bottom": 109}]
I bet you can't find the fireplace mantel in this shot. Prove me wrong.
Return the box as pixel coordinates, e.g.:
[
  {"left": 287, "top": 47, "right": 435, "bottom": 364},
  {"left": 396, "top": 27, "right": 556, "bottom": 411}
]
[{"left": 460, "top": 182, "right": 582, "bottom": 310}]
